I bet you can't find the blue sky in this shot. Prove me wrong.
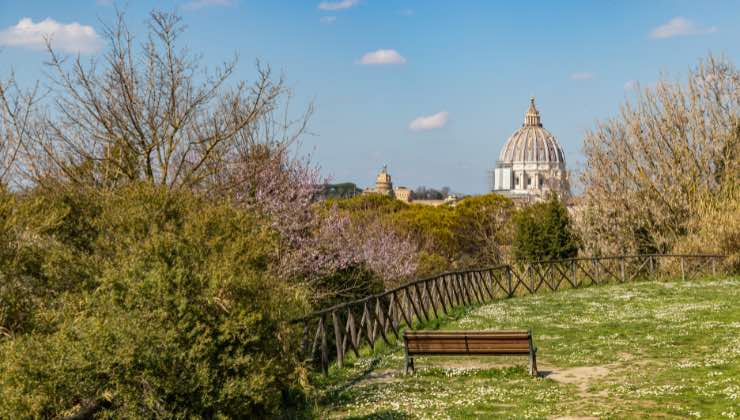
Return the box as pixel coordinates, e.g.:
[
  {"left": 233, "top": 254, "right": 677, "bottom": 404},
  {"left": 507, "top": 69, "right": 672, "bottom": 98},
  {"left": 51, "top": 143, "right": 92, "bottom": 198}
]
[{"left": 1, "top": 0, "right": 738, "bottom": 193}]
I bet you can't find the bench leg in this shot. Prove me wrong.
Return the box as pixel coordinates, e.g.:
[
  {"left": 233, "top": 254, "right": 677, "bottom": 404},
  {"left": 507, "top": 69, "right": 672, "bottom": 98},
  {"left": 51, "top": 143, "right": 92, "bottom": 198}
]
[
  {"left": 404, "top": 356, "right": 414, "bottom": 375},
  {"left": 529, "top": 348, "right": 538, "bottom": 377}
]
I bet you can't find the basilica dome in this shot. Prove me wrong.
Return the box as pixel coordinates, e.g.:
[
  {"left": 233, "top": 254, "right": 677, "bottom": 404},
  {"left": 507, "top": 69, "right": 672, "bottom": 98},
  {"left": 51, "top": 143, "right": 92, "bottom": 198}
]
[
  {"left": 498, "top": 98, "right": 565, "bottom": 164},
  {"left": 489, "top": 97, "right": 569, "bottom": 200}
]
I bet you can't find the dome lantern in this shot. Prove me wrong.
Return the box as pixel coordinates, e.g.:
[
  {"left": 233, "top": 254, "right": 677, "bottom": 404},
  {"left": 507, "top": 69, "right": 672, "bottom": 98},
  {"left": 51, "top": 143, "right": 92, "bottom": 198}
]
[{"left": 524, "top": 97, "right": 542, "bottom": 127}]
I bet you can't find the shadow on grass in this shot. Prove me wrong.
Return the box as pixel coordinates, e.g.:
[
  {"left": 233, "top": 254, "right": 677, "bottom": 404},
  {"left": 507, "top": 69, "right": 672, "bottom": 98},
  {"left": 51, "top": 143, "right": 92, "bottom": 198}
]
[{"left": 319, "top": 357, "right": 381, "bottom": 405}]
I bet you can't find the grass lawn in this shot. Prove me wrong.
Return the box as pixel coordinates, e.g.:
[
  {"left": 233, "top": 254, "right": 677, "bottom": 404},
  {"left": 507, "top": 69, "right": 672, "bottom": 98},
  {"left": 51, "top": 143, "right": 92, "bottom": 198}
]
[{"left": 312, "top": 276, "right": 740, "bottom": 419}]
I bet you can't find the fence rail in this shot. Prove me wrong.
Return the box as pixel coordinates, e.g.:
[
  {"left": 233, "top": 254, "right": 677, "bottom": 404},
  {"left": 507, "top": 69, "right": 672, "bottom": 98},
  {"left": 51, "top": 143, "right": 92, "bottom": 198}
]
[{"left": 292, "top": 253, "right": 725, "bottom": 373}]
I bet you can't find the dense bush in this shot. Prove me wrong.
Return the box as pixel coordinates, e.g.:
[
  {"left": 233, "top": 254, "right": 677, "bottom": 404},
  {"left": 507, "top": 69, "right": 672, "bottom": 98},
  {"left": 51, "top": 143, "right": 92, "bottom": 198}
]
[
  {"left": 453, "top": 194, "right": 515, "bottom": 266},
  {"left": 512, "top": 194, "right": 579, "bottom": 262},
  {"left": 0, "top": 184, "right": 309, "bottom": 418}
]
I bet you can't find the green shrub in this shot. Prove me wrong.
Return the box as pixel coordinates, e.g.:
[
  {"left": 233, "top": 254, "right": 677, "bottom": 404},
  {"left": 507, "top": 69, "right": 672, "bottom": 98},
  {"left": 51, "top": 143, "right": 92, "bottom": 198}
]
[
  {"left": 0, "top": 184, "right": 310, "bottom": 418},
  {"left": 327, "top": 193, "right": 407, "bottom": 217},
  {"left": 453, "top": 194, "right": 514, "bottom": 266},
  {"left": 512, "top": 194, "right": 579, "bottom": 262}
]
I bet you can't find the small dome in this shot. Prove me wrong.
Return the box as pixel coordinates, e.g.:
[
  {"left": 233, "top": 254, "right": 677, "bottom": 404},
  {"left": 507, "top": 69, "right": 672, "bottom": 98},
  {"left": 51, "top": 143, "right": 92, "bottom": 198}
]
[{"left": 498, "top": 98, "right": 565, "bottom": 163}]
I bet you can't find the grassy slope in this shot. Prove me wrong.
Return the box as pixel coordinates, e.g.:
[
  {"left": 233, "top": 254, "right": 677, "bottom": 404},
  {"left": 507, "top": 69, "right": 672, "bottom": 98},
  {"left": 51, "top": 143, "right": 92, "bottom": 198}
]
[{"left": 313, "top": 276, "right": 740, "bottom": 419}]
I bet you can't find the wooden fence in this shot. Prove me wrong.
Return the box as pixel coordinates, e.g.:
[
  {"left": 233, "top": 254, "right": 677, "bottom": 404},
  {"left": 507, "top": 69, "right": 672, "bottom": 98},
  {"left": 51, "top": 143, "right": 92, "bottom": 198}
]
[{"left": 292, "top": 253, "right": 725, "bottom": 373}]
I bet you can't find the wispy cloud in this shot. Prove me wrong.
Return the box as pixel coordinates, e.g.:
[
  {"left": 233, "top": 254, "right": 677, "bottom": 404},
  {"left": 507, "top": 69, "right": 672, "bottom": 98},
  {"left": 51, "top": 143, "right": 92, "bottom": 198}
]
[
  {"left": 570, "top": 72, "right": 594, "bottom": 80},
  {"left": 409, "top": 111, "right": 449, "bottom": 131},
  {"left": 399, "top": 9, "right": 414, "bottom": 16},
  {"left": 0, "top": 17, "right": 103, "bottom": 53},
  {"left": 183, "top": 0, "right": 233, "bottom": 11},
  {"left": 320, "top": 16, "right": 337, "bottom": 24},
  {"left": 650, "top": 17, "right": 717, "bottom": 39},
  {"left": 318, "top": 0, "right": 358, "bottom": 11},
  {"left": 358, "top": 49, "right": 406, "bottom": 65},
  {"left": 624, "top": 80, "right": 639, "bottom": 91}
]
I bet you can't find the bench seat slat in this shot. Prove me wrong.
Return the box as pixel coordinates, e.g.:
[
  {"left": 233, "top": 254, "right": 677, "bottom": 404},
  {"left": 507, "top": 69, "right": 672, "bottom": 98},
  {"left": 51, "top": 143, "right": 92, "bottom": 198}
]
[
  {"left": 407, "top": 342, "right": 530, "bottom": 348},
  {"left": 407, "top": 350, "right": 531, "bottom": 355},
  {"left": 405, "top": 333, "right": 529, "bottom": 339},
  {"left": 407, "top": 345, "right": 530, "bottom": 351},
  {"left": 406, "top": 339, "right": 530, "bottom": 345},
  {"left": 408, "top": 347, "right": 530, "bottom": 352},
  {"left": 405, "top": 330, "right": 528, "bottom": 335}
]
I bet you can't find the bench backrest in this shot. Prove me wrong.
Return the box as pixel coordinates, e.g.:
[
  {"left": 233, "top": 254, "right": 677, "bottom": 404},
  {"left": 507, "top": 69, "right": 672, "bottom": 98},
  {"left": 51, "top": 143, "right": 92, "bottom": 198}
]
[{"left": 404, "top": 330, "right": 531, "bottom": 356}]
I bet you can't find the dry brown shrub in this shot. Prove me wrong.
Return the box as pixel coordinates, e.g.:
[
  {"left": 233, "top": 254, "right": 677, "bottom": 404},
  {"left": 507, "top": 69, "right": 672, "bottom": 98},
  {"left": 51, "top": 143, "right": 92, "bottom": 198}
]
[{"left": 579, "top": 54, "right": 739, "bottom": 270}]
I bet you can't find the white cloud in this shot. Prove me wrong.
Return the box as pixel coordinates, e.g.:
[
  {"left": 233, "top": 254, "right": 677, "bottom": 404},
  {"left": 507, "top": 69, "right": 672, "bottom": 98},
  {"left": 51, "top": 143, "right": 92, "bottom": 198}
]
[
  {"left": 409, "top": 111, "right": 449, "bottom": 131},
  {"left": 0, "top": 17, "right": 103, "bottom": 54},
  {"left": 318, "top": 0, "right": 358, "bottom": 11},
  {"left": 570, "top": 72, "right": 594, "bottom": 80},
  {"left": 650, "top": 17, "right": 717, "bottom": 39},
  {"left": 183, "top": 0, "right": 233, "bottom": 11},
  {"left": 320, "top": 16, "right": 337, "bottom": 24},
  {"left": 624, "top": 80, "right": 639, "bottom": 91},
  {"left": 358, "top": 49, "right": 406, "bottom": 65}
]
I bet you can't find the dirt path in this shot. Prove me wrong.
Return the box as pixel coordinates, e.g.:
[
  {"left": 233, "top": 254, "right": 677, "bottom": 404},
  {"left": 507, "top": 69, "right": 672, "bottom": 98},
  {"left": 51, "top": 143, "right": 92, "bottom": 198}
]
[{"left": 543, "top": 365, "right": 612, "bottom": 393}]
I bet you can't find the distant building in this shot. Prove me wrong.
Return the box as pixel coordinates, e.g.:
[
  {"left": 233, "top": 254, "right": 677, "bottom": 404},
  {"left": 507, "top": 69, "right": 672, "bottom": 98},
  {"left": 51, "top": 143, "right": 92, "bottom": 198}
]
[
  {"left": 394, "top": 186, "right": 413, "bottom": 202},
  {"left": 364, "top": 165, "right": 395, "bottom": 197},
  {"left": 364, "top": 166, "right": 458, "bottom": 206},
  {"left": 490, "top": 98, "right": 569, "bottom": 201}
]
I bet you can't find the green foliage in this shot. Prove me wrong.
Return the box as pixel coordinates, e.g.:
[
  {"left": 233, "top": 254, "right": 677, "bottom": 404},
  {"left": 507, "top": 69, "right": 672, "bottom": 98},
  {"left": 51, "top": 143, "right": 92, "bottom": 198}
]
[
  {"left": 0, "top": 184, "right": 310, "bottom": 418},
  {"left": 512, "top": 194, "right": 579, "bottom": 261},
  {"left": 453, "top": 194, "right": 514, "bottom": 266},
  {"left": 388, "top": 204, "right": 457, "bottom": 260},
  {"left": 327, "top": 193, "right": 407, "bottom": 216},
  {"left": 321, "top": 182, "right": 362, "bottom": 199}
]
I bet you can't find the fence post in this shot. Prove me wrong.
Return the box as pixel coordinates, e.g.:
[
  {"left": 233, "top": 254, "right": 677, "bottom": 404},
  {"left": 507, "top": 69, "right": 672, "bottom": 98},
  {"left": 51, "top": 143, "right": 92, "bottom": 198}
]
[
  {"left": 712, "top": 258, "right": 716, "bottom": 276},
  {"left": 300, "top": 321, "right": 309, "bottom": 359},
  {"left": 680, "top": 256, "right": 685, "bottom": 281},
  {"left": 331, "top": 310, "right": 343, "bottom": 368},
  {"left": 319, "top": 315, "right": 329, "bottom": 375},
  {"left": 571, "top": 260, "right": 577, "bottom": 287},
  {"left": 592, "top": 259, "right": 599, "bottom": 285},
  {"left": 507, "top": 268, "right": 513, "bottom": 297}
]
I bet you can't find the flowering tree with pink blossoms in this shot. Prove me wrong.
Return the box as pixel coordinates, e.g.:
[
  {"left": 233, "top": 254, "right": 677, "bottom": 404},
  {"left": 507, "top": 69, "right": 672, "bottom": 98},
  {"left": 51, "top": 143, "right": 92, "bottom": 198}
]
[{"left": 222, "top": 101, "right": 418, "bottom": 301}]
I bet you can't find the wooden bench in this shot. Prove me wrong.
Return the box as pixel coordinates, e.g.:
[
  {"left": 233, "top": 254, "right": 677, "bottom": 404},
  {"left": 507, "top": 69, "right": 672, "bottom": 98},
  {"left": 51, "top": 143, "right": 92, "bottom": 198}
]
[{"left": 403, "top": 330, "right": 538, "bottom": 376}]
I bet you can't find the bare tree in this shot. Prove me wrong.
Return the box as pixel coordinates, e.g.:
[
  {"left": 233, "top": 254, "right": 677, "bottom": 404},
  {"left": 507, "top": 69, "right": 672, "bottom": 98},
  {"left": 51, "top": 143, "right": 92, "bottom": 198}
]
[
  {"left": 0, "top": 72, "right": 39, "bottom": 187},
  {"left": 19, "top": 10, "right": 287, "bottom": 191},
  {"left": 579, "top": 54, "right": 739, "bottom": 256}
]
